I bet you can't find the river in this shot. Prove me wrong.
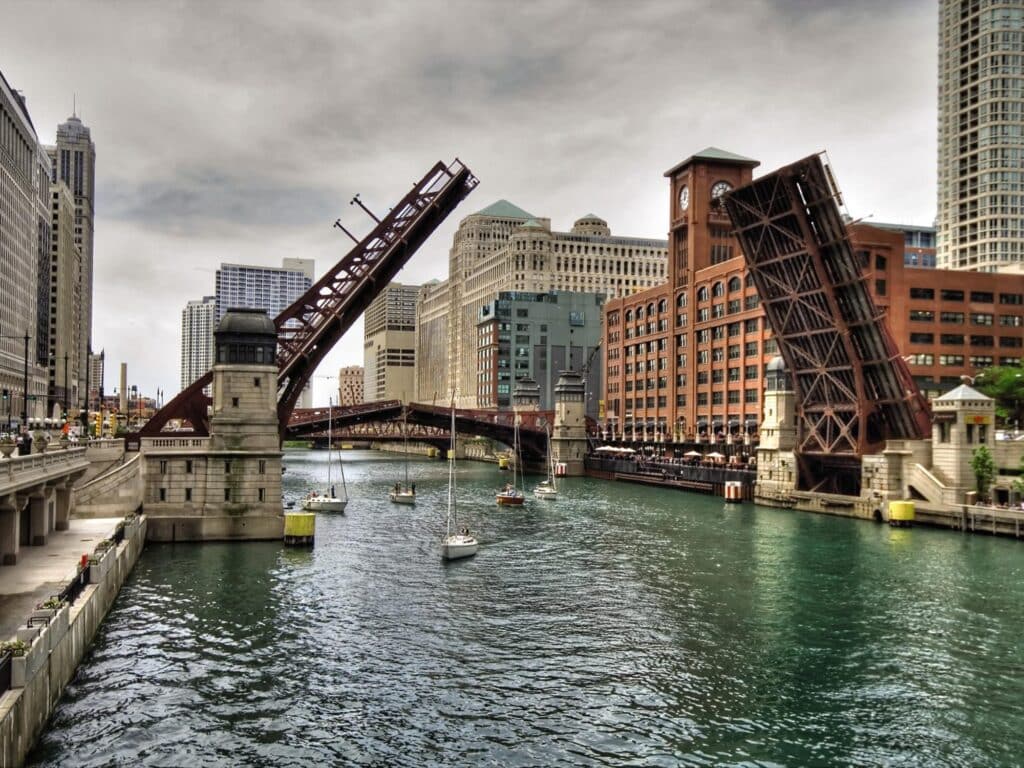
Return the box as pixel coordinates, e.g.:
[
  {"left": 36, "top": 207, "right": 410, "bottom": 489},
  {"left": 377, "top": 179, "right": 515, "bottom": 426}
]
[{"left": 27, "top": 449, "right": 1024, "bottom": 766}]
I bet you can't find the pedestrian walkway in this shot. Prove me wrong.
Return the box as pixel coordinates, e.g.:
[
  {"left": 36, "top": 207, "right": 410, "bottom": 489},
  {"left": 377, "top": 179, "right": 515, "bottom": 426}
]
[{"left": 0, "top": 518, "right": 119, "bottom": 641}]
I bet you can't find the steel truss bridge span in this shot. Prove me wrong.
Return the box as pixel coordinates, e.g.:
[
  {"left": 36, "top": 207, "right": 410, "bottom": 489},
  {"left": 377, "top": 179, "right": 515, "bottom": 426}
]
[
  {"left": 138, "top": 160, "right": 479, "bottom": 440},
  {"left": 724, "top": 154, "right": 930, "bottom": 493},
  {"left": 287, "top": 401, "right": 573, "bottom": 462}
]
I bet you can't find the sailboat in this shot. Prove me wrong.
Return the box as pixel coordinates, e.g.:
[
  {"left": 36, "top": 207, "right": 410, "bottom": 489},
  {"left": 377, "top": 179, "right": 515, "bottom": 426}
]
[
  {"left": 533, "top": 426, "right": 557, "bottom": 500},
  {"left": 441, "top": 402, "right": 477, "bottom": 560},
  {"left": 389, "top": 410, "right": 416, "bottom": 505},
  {"left": 496, "top": 421, "right": 526, "bottom": 506},
  {"left": 302, "top": 397, "right": 348, "bottom": 513}
]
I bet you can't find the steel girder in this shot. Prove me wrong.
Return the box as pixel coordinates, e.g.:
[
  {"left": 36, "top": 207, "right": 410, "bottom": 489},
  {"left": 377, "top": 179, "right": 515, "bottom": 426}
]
[
  {"left": 724, "top": 154, "right": 930, "bottom": 488},
  {"left": 139, "top": 160, "right": 478, "bottom": 439}
]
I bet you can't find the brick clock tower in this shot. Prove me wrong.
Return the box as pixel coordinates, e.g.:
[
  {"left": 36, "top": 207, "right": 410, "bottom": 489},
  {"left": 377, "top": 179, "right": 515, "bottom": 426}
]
[{"left": 601, "top": 148, "right": 763, "bottom": 445}]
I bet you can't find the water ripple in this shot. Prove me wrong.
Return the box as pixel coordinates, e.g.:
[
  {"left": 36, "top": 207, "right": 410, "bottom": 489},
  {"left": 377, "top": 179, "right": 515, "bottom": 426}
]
[{"left": 26, "top": 450, "right": 1024, "bottom": 766}]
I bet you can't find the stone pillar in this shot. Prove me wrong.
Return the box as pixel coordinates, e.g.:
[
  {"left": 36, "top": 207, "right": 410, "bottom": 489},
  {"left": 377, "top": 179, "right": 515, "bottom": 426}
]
[
  {"left": 54, "top": 483, "right": 72, "bottom": 531},
  {"left": 0, "top": 493, "right": 19, "bottom": 565},
  {"left": 28, "top": 488, "right": 50, "bottom": 546}
]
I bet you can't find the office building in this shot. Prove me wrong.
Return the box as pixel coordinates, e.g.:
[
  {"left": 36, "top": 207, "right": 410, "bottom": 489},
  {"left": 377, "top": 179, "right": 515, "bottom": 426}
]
[
  {"left": 88, "top": 348, "right": 104, "bottom": 410},
  {"left": 338, "top": 366, "right": 364, "bottom": 406},
  {"left": 214, "top": 258, "right": 314, "bottom": 406},
  {"left": 363, "top": 282, "right": 418, "bottom": 402},
  {"left": 215, "top": 258, "right": 315, "bottom": 322},
  {"left": 476, "top": 291, "right": 604, "bottom": 418},
  {"left": 601, "top": 147, "right": 1024, "bottom": 443},
  {"left": 47, "top": 182, "right": 81, "bottom": 416},
  {"left": 873, "top": 223, "right": 937, "bottom": 267},
  {"left": 46, "top": 113, "right": 96, "bottom": 403},
  {"left": 415, "top": 201, "right": 667, "bottom": 408},
  {"left": 0, "top": 69, "right": 51, "bottom": 426},
  {"left": 180, "top": 296, "right": 217, "bottom": 390},
  {"left": 937, "top": 0, "right": 1024, "bottom": 272}
]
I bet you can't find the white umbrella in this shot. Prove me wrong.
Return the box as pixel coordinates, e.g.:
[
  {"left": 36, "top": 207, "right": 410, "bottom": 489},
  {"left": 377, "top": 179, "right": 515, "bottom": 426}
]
[
  {"left": 707, "top": 451, "right": 725, "bottom": 459},
  {"left": 684, "top": 450, "right": 702, "bottom": 457}
]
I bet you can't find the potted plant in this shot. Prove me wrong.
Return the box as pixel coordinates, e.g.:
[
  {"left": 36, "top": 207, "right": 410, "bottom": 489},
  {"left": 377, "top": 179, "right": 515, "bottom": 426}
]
[
  {"left": 37, "top": 597, "right": 70, "bottom": 649},
  {"left": 0, "top": 435, "right": 15, "bottom": 459},
  {"left": 0, "top": 639, "right": 27, "bottom": 658}
]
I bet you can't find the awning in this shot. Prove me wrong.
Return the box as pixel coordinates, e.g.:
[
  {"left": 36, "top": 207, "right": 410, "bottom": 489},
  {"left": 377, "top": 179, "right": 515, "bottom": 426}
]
[
  {"left": 696, "top": 419, "right": 708, "bottom": 427},
  {"left": 728, "top": 418, "right": 740, "bottom": 427},
  {"left": 745, "top": 419, "right": 759, "bottom": 426}
]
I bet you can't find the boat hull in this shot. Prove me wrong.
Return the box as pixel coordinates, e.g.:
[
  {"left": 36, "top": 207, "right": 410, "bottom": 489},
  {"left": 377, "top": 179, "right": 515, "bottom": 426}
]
[
  {"left": 389, "top": 491, "right": 416, "bottom": 505},
  {"left": 302, "top": 497, "right": 347, "bottom": 513},
  {"left": 534, "top": 488, "right": 557, "bottom": 500},
  {"left": 496, "top": 494, "right": 525, "bottom": 506},
  {"left": 441, "top": 535, "right": 478, "bottom": 560}
]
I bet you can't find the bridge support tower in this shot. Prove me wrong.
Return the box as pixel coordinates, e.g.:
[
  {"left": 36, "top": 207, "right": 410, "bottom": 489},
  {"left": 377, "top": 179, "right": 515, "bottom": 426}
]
[
  {"left": 755, "top": 357, "right": 798, "bottom": 507},
  {"left": 551, "top": 371, "right": 588, "bottom": 476}
]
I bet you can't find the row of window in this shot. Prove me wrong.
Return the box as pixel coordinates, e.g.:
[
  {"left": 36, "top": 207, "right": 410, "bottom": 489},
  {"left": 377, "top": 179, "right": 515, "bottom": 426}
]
[
  {"left": 909, "top": 310, "right": 1023, "bottom": 325},
  {"left": 908, "top": 288, "right": 1023, "bottom": 303},
  {"left": 158, "top": 458, "right": 268, "bottom": 475},
  {"left": 909, "top": 333, "right": 1022, "bottom": 347},
  {"left": 157, "top": 486, "right": 267, "bottom": 503}
]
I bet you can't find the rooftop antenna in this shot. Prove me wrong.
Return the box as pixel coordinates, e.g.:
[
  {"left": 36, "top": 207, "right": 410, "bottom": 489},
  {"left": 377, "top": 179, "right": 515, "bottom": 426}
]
[{"left": 73, "top": 92, "right": 76, "bottom": 118}]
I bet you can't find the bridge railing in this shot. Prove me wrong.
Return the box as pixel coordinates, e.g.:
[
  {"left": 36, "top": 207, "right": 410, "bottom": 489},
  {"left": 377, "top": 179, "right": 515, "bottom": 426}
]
[
  {"left": 0, "top": 447, "right": 88, "bottom": 484},
  {"left": 139, "top": 436, "right": 212, "bottom": 451}
]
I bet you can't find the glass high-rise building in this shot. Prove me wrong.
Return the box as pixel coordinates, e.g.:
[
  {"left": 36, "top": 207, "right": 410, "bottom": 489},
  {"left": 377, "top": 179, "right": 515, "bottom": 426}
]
[
  {"left": 938, "top": 0, "right": 1024, "bottom": 272},
  {"left": 214, "top": 258, "right": 314, "bottom": 322}
]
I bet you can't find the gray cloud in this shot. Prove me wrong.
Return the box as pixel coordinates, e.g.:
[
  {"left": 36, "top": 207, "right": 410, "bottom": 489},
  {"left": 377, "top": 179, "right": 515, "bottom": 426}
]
[{"left": 3, "top": 0, "right": 937, "bottom": 403}]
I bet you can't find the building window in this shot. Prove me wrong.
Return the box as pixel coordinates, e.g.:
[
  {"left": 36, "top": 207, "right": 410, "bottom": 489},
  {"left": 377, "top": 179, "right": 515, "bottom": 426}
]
[
  {"left": 910, "top": 287, "right": 935, "bottom": 300},
  {"left": 159, "top": 488, "right": 166, "bottom": 502},
  {"left": 875, "top": 279, "right": 887, "bottom": 296},
  {"left": 224, "top": 488, "right": 231, "bottom": 501},
  {"left": 232, "top": 397, "right": 240, "bottom": 408},
  {"left": 259, "top": 460, "right": 267, "bottom": 474},
  {"left": 966, "top": 424, "right": 974, "bottom": 444},
  {"left": 159, "top": 460, "right": 167, "bottom": 475},
  {"left": 186, "top": 460, "right": 193, "bottom": 474},
  {"left": 970, "top": 291, "right": 994, "bottom": 303},
  {"left": 910, "top": 310, "right": 934, "bottom": 322},
  {"left": 258, "top": 488, "right": 266, "bottom": 502},
  {"left": 225, "top": 461, "right": 232, "bottom": 474},
  {"left": 939, "top": 422, "right": 949, "bottom": 443},
  {"left": 941, "top": 289, "right": 964, "bottom": 302},
  {"left": 254, "top": 377, "right": 261, "bottom": 387},
  {"left": 185, "top": 488, "right": 192, "bottom": 502}
]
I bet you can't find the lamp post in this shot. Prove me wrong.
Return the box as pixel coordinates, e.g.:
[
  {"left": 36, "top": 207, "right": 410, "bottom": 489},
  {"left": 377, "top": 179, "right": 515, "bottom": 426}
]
[{"left": 130, "top": 385, "right": 137, "bottom": 430}]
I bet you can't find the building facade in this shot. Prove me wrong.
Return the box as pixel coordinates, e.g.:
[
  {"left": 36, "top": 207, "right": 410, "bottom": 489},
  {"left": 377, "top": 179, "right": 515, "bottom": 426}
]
[
  {"left": 180, "top": 296, "right": 217, "bottom": 390},
  {"left": 601, "top": 147, "right": 1024, "bottom": 445},
  {"left": 363, "top": 282, "right": 418, "bottom": 402},
  {"left": 47, "top": 182, "right": 81, "bottom": 417},
  {"left": 415, "top": 200, "right": 667, "bottom": 408},
  {"left": 476, "top": 291, "right": 604, "bottom": 418},
  {"left": 338, "top": 365, "right": 364, "bottom": 406},
  {"left": 214, "top": 257, "right": 314, "bottom": 322},
  {"left": 0, "top": 69, "right": 51, "bottom": 428},
  {"left": 873, "top": 222, "right": 937, "bottom": 267},
  {"left": 88, "top": 348, "right": 104, "bottom": 410},
  {"left": 46, "top": 113, "right": 96, "bottom": 405},
  {"left": 937, "top": 0, "right": 1024, "bottom": 272}
]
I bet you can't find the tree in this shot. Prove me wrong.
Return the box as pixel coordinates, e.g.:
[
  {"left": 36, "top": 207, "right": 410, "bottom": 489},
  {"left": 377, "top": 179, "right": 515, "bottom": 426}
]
[
  {"left": 971, "top": 445, "right": 997, "bottom": 501},
  {"left": 975, "top": 366, "right": 1024, "bottom": 427},
  {"left": 1013, "top": 452, "right": 1024, "bottom": 502}
]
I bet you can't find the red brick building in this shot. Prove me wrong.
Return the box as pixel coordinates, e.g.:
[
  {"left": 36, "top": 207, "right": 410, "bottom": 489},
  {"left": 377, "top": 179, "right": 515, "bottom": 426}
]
[{"left": 601, "top": 148, "right": 1024, "bottom": 444}]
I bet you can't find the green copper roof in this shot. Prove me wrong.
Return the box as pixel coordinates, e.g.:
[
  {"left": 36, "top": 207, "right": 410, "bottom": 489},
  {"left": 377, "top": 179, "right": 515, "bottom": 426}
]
[
  {"left": 664, "top": 147, "right": 760, "bottom": 177},
  {"left": 473, "top": 199, "right": 535, "bottom": 219}
]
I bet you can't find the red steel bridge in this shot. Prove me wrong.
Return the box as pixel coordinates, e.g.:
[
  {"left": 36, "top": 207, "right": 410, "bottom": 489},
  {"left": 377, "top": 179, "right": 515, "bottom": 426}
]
[
  {"left": 724, "top": 153, "right": 931, "bottom": 494},
  {"left": 286, "top": 401, "right": 569, "bottom": 462},
  {"left": 138, "top": 159, "right": 478, "bottom": 440}
]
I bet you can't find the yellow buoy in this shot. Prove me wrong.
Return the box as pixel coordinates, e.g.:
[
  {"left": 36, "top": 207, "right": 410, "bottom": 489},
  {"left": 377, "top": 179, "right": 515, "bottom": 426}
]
[
  {"left": 497, "top": 456, "right": 510, "bottom": 470},
  {"left": 284, "top": 511, "right": 316, "bottom": 546},
  {"left": 427, "top": 447, "right": 438, "bottom": 458},
  {"left": 888, "top": 500, "right": 915, "bottom": 528}
]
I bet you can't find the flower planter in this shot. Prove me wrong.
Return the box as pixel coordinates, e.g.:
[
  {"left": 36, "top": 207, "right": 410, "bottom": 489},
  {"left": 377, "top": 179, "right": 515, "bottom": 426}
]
[
  {"left": 88, "top": 549, "right": 111, "bottom": 584},
  {"left": 10, "top": 632, "right": 48, "bottom": 688},
  {"left": 0, "top": 440, "right": 14, "bottom": 459},
  {"left": 16, "top": 626, "right": 40, "bottom": 645}
]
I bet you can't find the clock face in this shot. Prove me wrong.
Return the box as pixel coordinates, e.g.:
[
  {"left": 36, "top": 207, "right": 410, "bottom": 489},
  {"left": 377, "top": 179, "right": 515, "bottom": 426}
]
[
  {"left": 678, "top": 185, "right": 690, "bottom": 211},
  {"left": 711, "top": 181, "right": 733, "bottom": 200}
]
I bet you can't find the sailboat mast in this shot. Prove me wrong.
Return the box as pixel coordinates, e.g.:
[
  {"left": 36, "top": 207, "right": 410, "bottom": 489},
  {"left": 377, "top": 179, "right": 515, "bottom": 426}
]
[
  {"left": 446, "top": 404, "right": 456, "bottom": 536},
  {"left": 327, "top": 397, "right": 333, "bottom": 487}
]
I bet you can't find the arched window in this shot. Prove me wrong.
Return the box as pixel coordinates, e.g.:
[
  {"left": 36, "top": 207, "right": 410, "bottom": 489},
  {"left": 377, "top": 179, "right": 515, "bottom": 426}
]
[
  {"left": 745, "top": 273, "right": 755, "bottom": 288},
  {"left": 646, "top": 302, "right": 655, "bottom": 317},
  {"left": 625, "top": 309, "right": 633, "bottom": 322},
  {"left": 728, "top": 276, "right": 741, "bottom": 292},
  {"left": 712, "top": 281, "right": 725, "bottom": 297},
  {"left": 657, "top": 298, "right": 667, "bottom": 313},
  {"left": 697, "top": 286, "right": 709, "bottom": 302},
  {"left": 676, "top": 293, "right": 687, "bottom": 308}
]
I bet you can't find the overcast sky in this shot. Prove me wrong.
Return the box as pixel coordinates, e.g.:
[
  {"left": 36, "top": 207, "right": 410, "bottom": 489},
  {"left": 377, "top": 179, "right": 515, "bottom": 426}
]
[{"left": 4, "top": 0, "right": 937, "bottom": 406}]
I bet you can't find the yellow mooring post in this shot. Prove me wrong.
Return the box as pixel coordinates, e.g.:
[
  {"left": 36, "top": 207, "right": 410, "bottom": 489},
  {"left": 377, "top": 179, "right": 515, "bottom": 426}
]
[
  {"left": 888, "top": 500, "right": 916, "bottom": 528},
  {"left": 284, "top": 511, "right": 316, "bottom": 546}
]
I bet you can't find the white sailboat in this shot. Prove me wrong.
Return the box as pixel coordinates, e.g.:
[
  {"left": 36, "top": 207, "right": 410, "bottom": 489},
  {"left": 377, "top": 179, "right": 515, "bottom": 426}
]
[
  {"left": 441, "top": 402, "right": 477, "bottom": 561},
  {"left": 534, "top": 426, "right": 558, "bottom": 500},
  {"left": 389, "top": 410, "right": 416, "bottom": 505},
  {"left": 303, "top": 397, "right": 348, "bottom": 513}
]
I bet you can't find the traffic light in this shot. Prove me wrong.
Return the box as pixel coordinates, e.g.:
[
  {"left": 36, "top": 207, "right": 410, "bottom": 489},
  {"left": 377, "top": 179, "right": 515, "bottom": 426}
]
[{"left": 94, "top": 412, "right": 102, "bottom": 437}]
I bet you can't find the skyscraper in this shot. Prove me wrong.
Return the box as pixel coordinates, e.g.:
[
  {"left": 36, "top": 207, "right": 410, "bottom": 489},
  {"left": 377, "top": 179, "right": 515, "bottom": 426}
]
[
  {"left": 0, "top": 69, "right": 51, "bottom": 427},
  {"left": 214, "top": 258, "right": 314, "bottom": 322},
  {"left": 180, "top": 296, "right": 217, "bottom": 390},
  {"left": 46, "top": 113, "right": 96, "bottom": 400},
  {"left": 937, "top": 0, "right": 1024, "bottom": 272},
  {"left": 363, "top": 282, "right": 418, "bottom": 402}
]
